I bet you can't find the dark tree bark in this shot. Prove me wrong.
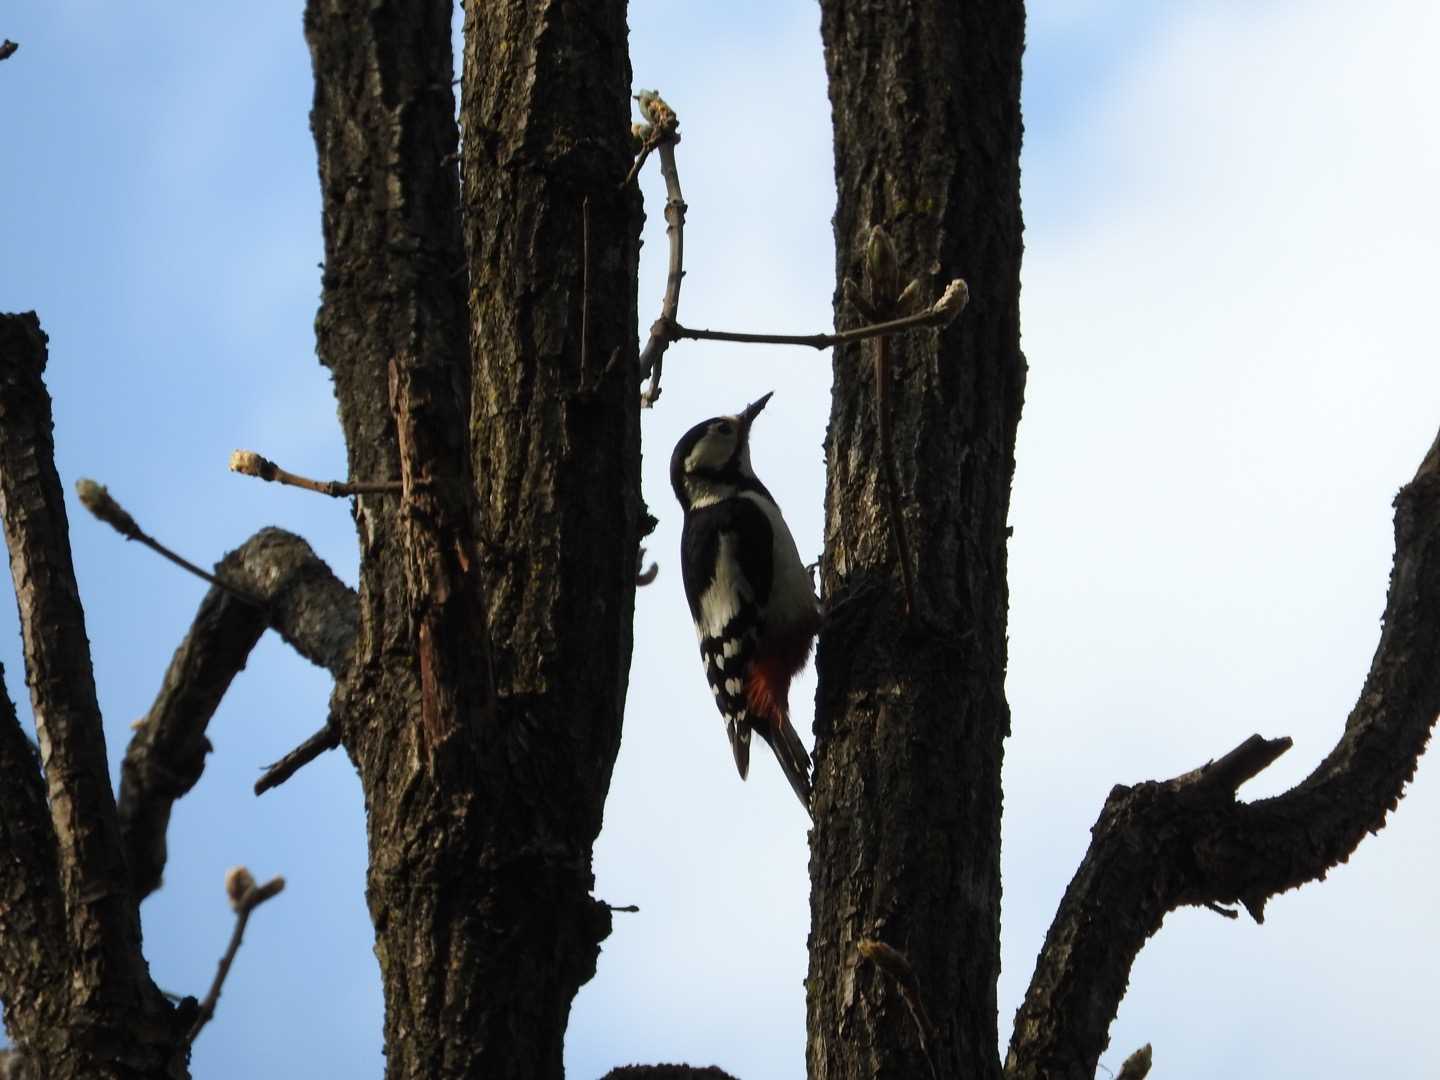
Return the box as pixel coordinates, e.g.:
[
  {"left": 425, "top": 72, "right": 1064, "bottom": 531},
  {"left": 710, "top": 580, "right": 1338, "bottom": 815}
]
[
  {"left": 6, "top": 4, "right": 1440, "bottom": 1078},
  {"left": 808, "top": 3, "right": 1026, "bottom": 1080},
  {"left": 303, "top": 0, "right": 640, "bottom": 1076},
  {"left": 1005, "top": 441, "right": 1440, "bottom": 1079},
  {"left": 118, "top": 528, "right": 356, "bottom": 901},
  {"left": 0, "top": 314, "right": 186, "bottom": 1079}
]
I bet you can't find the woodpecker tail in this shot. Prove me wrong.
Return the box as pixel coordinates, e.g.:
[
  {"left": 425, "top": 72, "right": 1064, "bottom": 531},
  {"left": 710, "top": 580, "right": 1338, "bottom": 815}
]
[
  {"left": 758, "top": 712, "right": 813, "bottom": 817},
  {"left": 726, "top": 716, "right": 751, "bottom": 780}
]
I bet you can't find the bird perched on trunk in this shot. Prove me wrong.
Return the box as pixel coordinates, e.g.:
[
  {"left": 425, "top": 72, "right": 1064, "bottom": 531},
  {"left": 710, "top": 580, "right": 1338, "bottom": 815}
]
[{"left": 670, "top": 392, "right": 820, "bottom": 813}]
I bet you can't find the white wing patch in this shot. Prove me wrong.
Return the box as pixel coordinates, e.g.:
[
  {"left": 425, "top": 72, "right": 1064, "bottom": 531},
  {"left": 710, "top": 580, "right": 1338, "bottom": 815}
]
[{"left": 696, "top": 532, "right": 752, "bottom": 638}]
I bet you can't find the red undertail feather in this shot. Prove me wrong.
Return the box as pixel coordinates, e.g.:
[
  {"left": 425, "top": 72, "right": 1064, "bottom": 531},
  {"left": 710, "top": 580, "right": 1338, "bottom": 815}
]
[{"left": 745, "top": 652, "right": 814, "bottom": 816}]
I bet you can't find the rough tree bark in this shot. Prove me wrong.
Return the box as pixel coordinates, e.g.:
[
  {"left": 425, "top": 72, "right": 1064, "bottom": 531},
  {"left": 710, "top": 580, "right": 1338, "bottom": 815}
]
[
  {"left": 5, "top": 3, "right": 1440, "bottom": 1078},
  {"left": 0, "top": 314, "right": 186, "bottom": 1078},
  {"left": 808, "top": 3, "right": 1026, "bottom": 1079},
  {"left": 303, "top": 0, "right": 640, "bottom": 1076}
]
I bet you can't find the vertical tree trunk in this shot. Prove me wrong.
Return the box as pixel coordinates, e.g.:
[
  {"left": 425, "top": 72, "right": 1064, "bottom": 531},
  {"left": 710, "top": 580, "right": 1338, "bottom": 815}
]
[
  {"left": 1, "top": 314, "right": 186, "bottom": 1079},
  {"left": 809, "top": 3, "right": 1026, "bottom": 1078},
  {"left": 304, "top": 0, "right": 640, "bottom": 1075}
]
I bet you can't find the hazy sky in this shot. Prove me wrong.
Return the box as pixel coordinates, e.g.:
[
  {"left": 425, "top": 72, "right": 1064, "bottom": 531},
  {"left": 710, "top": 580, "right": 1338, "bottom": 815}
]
[{"left": 2, "top": 2, "right": 1438, "bottom": 1077}]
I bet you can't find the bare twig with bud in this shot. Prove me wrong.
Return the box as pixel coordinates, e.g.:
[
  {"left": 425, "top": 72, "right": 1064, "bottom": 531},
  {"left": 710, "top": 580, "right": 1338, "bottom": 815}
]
[
  {"left": 185, "top": 867, "right": 286, "bottom": 1045},
  {"left": 628, "top": 90, "right": 686, "bottom": 408},
  {"left": 229, "top": 449, "right": 402, "bottom": 498},
  {"left": 76, "top": 479, "right": 265, "bottom": 606},
  {"left": 667, "top": 275, "right": 967, "bottom": 352}
]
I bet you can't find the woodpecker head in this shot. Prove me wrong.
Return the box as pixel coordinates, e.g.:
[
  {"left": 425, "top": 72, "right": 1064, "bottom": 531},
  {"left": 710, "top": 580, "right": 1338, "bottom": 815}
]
[{"left": 670, "top": 392, "right": 773, "bottom": 511}]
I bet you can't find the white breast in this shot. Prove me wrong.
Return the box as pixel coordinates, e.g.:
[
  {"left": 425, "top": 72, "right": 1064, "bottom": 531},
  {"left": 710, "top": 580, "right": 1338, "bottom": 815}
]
[{"left": 739, "top": 490, "right": 818, "bottom": 630}]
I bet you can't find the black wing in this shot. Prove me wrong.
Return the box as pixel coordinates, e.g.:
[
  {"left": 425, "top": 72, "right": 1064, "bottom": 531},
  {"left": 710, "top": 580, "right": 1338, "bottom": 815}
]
[{"left": 679, "top": 498, "right": 776, "bottom": 776}]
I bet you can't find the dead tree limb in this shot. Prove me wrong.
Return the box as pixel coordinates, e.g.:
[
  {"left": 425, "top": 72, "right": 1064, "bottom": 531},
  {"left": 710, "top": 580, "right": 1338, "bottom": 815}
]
[
  {"left": 1005, "top": 430, "right": 1440, "bottom": 1080},
  {"left": 117, "top": 528, "right": 357, "bottom": 899}
]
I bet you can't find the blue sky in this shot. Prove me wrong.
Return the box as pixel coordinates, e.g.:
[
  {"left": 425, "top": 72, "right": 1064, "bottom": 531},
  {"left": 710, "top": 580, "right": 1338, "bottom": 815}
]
[{"left": 3, "top": 2, "right": 1438, "bottom": 1077}]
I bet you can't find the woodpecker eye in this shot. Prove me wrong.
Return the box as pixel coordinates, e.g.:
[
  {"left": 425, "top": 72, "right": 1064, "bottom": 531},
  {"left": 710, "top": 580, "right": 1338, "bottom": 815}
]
[{"left": 716, "top": 422, "right": 734, "bottom": 436}]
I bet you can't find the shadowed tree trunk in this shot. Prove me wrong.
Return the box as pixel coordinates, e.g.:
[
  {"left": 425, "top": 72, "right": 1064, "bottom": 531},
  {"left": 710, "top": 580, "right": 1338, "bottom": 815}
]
[
  {"left": 304, "top": 0, "right": 641, "bottom": 1076},
  {"left": 5, "top": 3, "right": 1440, "bottom": 1078},
  {"left": 808, "top": 2, "right": 1025, "bottom": 1078}
]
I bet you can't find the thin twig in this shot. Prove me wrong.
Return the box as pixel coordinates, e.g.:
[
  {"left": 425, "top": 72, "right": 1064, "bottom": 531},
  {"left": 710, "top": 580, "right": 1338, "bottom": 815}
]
[
  {"left": 229, "top": 449, "right": 402, "bottom": 498},
  {"left": 857, "top": 938, "right": 938, "bottom": 1080},
  {"left": 671, "top": 280, "right": 968, "bottom": 352},
  {"left": 621, "top": 137, "right": 655, "bottom": 189},
  {"left": 638, "top": 137, "right": 686, "bottom": 407},
  {"left": 76, "top": 479, "right": 266, "bottom": 607},
  {"left": 186, "top": 870, "right": 286, "bottom": 1045},
  {"left": 255, "top": 720, "right": 341, "bottom": 796}
]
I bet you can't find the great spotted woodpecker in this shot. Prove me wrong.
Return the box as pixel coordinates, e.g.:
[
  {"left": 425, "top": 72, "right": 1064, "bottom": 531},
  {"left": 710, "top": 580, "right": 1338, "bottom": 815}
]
[{"left": 670, "top": 392, "right": 820, "bottom": 813}]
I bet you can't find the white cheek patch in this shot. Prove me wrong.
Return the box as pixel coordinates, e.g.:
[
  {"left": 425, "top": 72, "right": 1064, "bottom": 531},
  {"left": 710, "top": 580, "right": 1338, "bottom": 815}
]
[{"left": 684, "top": 427, "right": 738, "bottom": 474}]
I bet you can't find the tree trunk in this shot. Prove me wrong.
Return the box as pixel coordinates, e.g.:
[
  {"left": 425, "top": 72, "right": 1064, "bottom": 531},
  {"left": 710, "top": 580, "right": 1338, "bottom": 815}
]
[
  {"left": 809, "top": 3, "right": 1026, "bottom": 1078},
  {"left": 0, "top": 314, "right": 188, "bottom": 1079},
  {"left": 303, "top": 0, "right": 641, "bottom": 1076}
]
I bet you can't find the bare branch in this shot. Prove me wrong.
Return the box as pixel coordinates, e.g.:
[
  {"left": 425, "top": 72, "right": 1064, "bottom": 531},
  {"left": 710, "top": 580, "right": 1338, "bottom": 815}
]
[
  {"left": 672, "top": 279, "right": 968, "bottom": 351},
  {"left": 185, "top": 869, "right": 286, "bottom": 1045},
  {"left": 0, "top": 312, "right": 147, "bottom": 1009},
  {"left": 254, "top": 717, "right": 340, "bottom": 795},
  {"left": 638, "top": 137, "right": 686, "bottom": 407},
  {"left": 76, "top": 479, "right": 266, "bottom": 605},
  {"left": 228, "top": 449, "right": 403, "bottom": 498},
  {"left": 1006, "top": 448, "right": 1440, "bottom": 1080},
  {"left": 118, "top": 528, "right": 357, "bottom": 897}
]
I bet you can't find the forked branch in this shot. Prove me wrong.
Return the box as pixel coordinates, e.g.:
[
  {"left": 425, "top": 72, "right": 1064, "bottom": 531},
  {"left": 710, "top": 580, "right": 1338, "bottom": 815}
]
[
  {"left": 1006, "top": 428, "right": 1440, "bottom": 1080},
  {"left": 632, "top": 90, "right": 685, "bottom": 408},
  {"left": 117, "top": 528, "right": 357, "bottom": 897}
]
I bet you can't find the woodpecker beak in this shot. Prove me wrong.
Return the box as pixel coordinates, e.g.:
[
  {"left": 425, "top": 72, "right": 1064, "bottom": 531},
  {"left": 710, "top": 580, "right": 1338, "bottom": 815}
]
[{"left": 739, "top": 392, "right": 774, "bottom": 433}]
